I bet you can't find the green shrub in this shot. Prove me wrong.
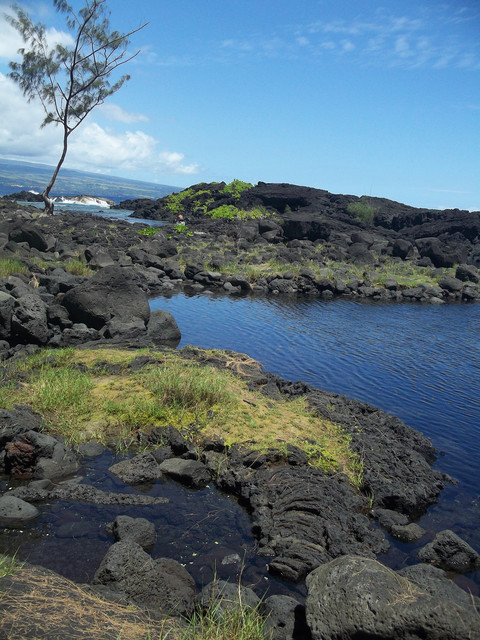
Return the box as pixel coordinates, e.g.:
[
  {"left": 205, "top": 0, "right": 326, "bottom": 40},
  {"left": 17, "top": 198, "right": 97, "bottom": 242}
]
[
  {"left": 347, "top": 200, "right": 376, "bottom": 225},
  {"left": 220, "top": 179, "right": 253, "bottom": 200},
  {"left": 164, "top": 188, "right": 195, "bottom": 215}
]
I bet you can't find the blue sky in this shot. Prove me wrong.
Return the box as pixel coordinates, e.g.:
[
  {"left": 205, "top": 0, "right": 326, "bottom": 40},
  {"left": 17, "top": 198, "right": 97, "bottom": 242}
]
[{"left": 0, "top": 0, "right": 479, "bottom": 210}]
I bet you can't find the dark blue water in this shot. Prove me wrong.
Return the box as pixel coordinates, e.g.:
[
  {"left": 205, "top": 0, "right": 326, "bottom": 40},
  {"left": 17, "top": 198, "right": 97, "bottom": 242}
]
[{"left": 151, "top": 292, "right": 480, "bottom": 591}]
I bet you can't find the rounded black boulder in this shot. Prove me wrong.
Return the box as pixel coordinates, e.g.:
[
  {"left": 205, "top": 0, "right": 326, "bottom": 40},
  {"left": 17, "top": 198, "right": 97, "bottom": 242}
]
[
  {"left": 61, "top": 265, "right": 150, "bottom": 330},
  {"left": 305, "top": 555, "right": 480, "bottom": 640},
  {"left": 147, "top": 309, "right": 181, "bottom": 345}
]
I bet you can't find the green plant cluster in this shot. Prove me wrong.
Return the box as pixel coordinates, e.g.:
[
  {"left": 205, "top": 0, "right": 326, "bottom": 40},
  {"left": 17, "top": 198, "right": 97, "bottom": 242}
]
[
  {"left": 207, "top": 204, "right": 271, "bottom": 221},
  {"left": 137, "top": 226, "right": 163, "bottom": 236},
  {"left": 347, "top": 199, "right": 377, "bottom": 224},
  {"left": 174, "top": 223, "right": 193, "bottom": 236},
  {"left": 220, "top": 179, "right": 253, "bottom": 200}
]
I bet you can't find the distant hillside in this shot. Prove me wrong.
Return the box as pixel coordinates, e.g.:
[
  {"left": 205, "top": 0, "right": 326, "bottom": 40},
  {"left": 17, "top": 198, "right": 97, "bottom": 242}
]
[{"left": 0, "top": 158, "right": 181, "bottom": 203}]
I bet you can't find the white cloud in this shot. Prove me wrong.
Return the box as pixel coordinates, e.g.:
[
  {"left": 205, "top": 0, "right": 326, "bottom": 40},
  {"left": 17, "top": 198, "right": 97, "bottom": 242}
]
[
  {"left": 0, "top": 73, "right": 199, "bottom": 177},
  {"left": 98, "top": 103, "right": 149, "bottom": 124},
  {"left": 0, "top": 6, "right": 74, "bottom": 63},
  {"left": 67, "top": 123, "right": 200, "bottom": 175}
]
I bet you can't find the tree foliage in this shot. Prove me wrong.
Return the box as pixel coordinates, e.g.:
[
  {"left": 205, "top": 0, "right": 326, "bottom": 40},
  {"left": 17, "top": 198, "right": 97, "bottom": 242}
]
[{"left": 6, "top": 0, "right": 146, "bottom": 213}]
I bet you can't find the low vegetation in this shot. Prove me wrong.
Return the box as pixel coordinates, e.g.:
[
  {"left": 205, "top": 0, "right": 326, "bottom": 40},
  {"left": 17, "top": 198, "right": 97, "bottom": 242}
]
[
  {"left": 0, "top": 257, "right": 29, "bottom": 278},
  {"left": 0, "top": 554, "right": 22, "bottom": 580},
  {"left": 206, "top": 204, "right": 271, "bottom": 221},
  {"left": 0, "top": 565, "right": 269, "bottom": 640},
  {"left": 0, "top": 346, "right": 363, "bottom": 487},
  {"left": 162, "top": 180, "right": 256, "bottom": 219},
  {"left": 347, "top": 199, "right": 377, "bottom": 224},
  {"left": 219, "top": 179, "right": 253, "bottom": 200},
  {"left": 172, "top": 236, "right": 456, "bottom": 290}
]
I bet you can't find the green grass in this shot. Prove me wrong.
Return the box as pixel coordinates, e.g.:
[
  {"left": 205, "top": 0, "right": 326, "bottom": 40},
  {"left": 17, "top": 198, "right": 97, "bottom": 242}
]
[
  {"left": 0, "top": 553, "right": 22, "bottom": 580},
  {"left": 0, "top": 257, "right": 29, "bottom": 278},
  {"left": 138, "top": 226, "right": 163, "bottom": 236},
  {"left": 64, "top": 258, "right": 94, "bottom": 276},
  {"left": 347, "top": 200, "right": 377, "bottom": 225},
  {"left": 182, "top": 598, "right": 270, "bottom": 640},
  {"left": 0, "top": 347, "right": 364, "bottom": 487},
  {"left": 206, "top": 204, "right": 271, "bottom": 221}
]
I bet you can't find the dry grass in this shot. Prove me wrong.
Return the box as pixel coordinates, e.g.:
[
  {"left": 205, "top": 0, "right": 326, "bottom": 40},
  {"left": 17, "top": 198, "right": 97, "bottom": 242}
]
[{"left": 0, "top": 565, "right": 179, "bottom": 640}]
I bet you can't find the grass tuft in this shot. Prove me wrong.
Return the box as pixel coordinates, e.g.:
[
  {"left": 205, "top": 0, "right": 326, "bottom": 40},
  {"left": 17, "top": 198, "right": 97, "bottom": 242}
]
[
  {"left": 0, "top": 554, "right": 22, "bottom": 580},
  {"left": 0, "top": 258, "right": 29, "bottom": 278}
]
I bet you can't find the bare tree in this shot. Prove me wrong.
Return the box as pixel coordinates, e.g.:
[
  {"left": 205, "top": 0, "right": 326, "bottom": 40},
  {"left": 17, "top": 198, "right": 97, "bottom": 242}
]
[{"left": 6, "top": 0, "right": 147, "bottom": 213}]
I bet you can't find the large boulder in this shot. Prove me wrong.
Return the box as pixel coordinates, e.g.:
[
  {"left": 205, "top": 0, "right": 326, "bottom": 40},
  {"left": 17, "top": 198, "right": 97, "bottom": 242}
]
[
  {"left": 147, "top": 309, "right": 181, "bottom": 344},
  {"left": 8, "top": 222, "right": 51, "bottom": 252},
  {"left": 61, "top": 265, "right": 150, "bottom": 330},
  {"left": 93, "top": 540, "right": 196, "bottom": 616},
  {"left": 4, "top": 429, "right": 80, "bottom": 480},
  {"left": 11, "top": 293, "right": 49, "bottom": 345},
  {"left": 305, "top": 555, "right": 480, "bottom": 640}
]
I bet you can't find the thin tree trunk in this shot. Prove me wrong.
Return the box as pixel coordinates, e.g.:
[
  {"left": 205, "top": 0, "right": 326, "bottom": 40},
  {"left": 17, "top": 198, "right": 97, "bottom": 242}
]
[{"left": 42, "top": 128, "right": 69, "bottom": 214}]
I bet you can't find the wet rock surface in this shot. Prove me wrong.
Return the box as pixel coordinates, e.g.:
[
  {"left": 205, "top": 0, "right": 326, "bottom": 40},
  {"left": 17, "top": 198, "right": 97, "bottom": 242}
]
[{"left": 418, "top": 529, "right": 480, "bottom": 573}]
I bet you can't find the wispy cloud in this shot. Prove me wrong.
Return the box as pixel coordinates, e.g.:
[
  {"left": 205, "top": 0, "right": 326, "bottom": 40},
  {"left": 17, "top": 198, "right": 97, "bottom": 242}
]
[
  {"left": 213, "top": 5, "right": 480, "bottom": 71},
  {"left": 98, "top": 103, "right": 149, "bottom": 124}
]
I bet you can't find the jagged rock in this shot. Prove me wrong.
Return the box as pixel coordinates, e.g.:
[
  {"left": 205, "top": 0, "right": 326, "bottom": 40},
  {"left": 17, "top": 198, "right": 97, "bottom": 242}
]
[
  {"left": 158, "top": 457, "right": 211, "bottom": 488},
  {"left": 0, "top": 291, "right": 15, "bottom": 340},
  {"left": 10, "top": 480, "right": 169, "bottom": 506},
  {"left": 108, "top": 452, "right": 162, "bottom": 485},
  {"left": 418, "top": 529, "right": 480, "bottom": 573},
  {"left": 11, "top": 293, "right": 49, "bottom": 345},
  {"left": 456, "top": 263, "right": 479, "bottom": 283}
]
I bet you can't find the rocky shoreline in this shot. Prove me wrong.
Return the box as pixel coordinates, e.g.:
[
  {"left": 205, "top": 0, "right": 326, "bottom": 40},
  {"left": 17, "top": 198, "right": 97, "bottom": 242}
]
[{"left": 1, "top": 195, "right": 480, "bottom": 638}]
